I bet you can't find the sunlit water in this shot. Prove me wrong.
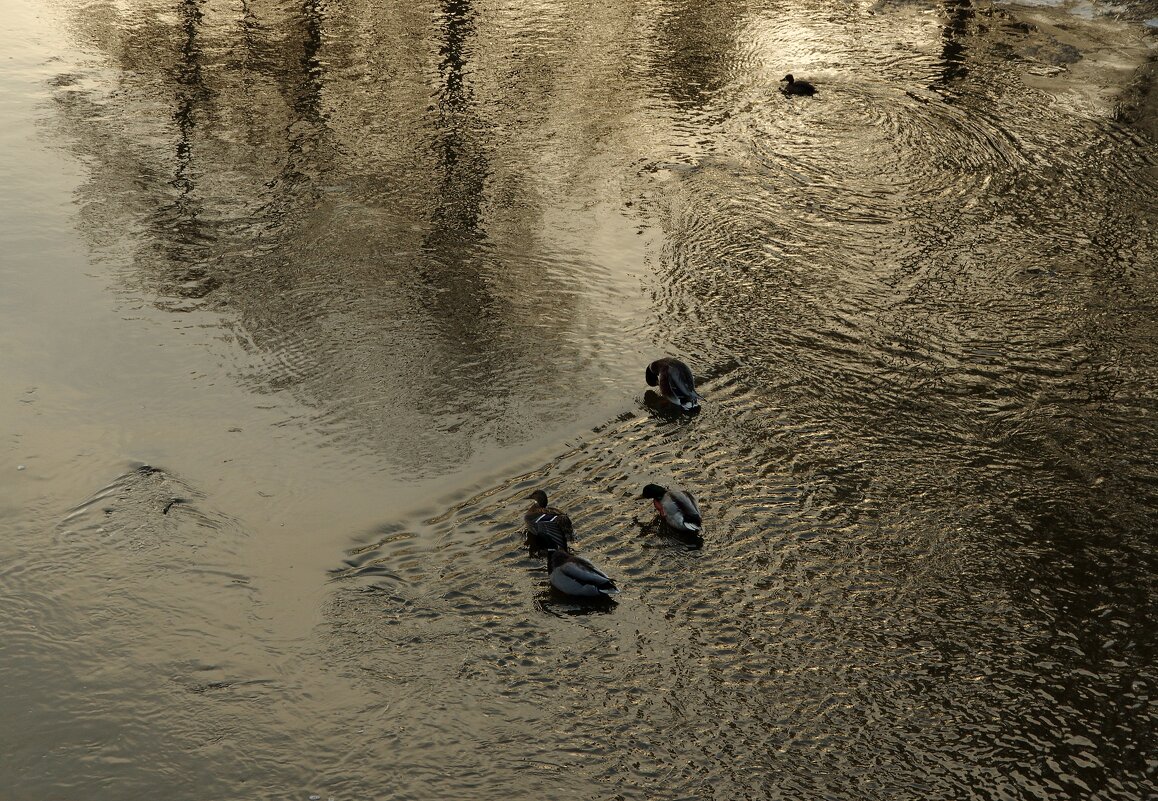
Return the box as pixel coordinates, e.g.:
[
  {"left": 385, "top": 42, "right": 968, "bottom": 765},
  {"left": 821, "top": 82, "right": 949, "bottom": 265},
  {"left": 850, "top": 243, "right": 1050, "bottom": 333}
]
[{"left": 2, "top": 0, "right": 1156, "bottom": 799}]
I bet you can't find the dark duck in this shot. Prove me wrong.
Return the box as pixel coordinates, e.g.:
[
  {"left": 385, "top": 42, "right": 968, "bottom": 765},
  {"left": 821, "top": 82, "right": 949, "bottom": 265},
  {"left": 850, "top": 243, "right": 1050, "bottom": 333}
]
[
  {"left": 524, "top": 490, "right": 574, "bottom": 553},
  {"left": 780, "top": 74, "right": 817, "bottom": 96},
  {"left": 645, "top": 357, "right": 703, "bottom": 411}
]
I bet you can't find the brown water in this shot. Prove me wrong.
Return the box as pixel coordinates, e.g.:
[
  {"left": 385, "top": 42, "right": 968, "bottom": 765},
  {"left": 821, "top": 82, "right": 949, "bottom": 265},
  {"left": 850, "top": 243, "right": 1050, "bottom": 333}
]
[{"left": 2, "top": 0, "right": 1156, "bottom": 798}]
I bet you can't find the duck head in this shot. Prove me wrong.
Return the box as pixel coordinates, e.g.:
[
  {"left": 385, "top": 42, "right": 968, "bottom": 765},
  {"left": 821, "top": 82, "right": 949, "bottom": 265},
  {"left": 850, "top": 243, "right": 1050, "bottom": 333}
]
[
  {"left": 638, "top": 483, "right": 669, "bottom": 500},
  {"left": 644, "top": 362, "right": 660, "bottom": 387},
  {"left": 528, "top": 490, "right": 549, "bottom": 507}
]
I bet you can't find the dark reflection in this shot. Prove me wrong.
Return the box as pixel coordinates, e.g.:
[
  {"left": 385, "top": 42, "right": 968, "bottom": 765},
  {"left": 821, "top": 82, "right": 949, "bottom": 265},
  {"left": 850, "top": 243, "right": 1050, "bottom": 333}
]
[
  {"left": 935, "top": 0, "right": 974, "bottom": 90},
  {"left": 635, "top": 3, "right": 1156, "bottom": 798},
  {"left": 295, "top": 0, "right": 326, "bottom": 112},
  {"left": 534, "top": 592, "right": 618, "bottom": 616},
  {"left": 436, "top": 0, "right": 474, "bottom": 108},
  {"left": 261, "top": 0, "right": 332, "bottom": 229},
  {"left": 643, "top": 388, "right": 701, "bottom": 420},
  {"left": 286, "top": 0, "right": 329, "bottom": 168},
  {"left": 652, "top": 0, "right": 744, "bottom": 110},
  {"left": 55, "top": 0, "right": 639, "bottom": 473},
  {"left": 421, "top": 0, "right": 493, "bottom": 348},
  {"left": 1008, "top": 505, "right": 1155, "bottom": 715},
  {"left": 634, "top": 515, "right": 703, "bottom": 550},
  {"left": 157, "top": 0, "right": 216, "bottom": 303},
  {"left": 172, "top": 1, "right": 205, "bottom": 198}
]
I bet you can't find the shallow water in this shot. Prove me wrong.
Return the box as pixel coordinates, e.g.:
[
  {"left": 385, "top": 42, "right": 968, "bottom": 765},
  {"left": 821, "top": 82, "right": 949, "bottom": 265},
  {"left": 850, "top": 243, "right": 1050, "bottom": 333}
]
[{"left": 2, "top": 0, "right": 1156, "bottom": 799}]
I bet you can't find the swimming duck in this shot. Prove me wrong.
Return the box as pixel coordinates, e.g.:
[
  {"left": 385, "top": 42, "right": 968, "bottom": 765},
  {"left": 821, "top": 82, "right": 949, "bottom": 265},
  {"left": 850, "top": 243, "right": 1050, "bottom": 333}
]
[
  {"left": 645, "top": 357, "right": 702, "bottom": 410},
  {"left": 547, "top": 549, "right": 619, "bottom": 598},
  {"left": 638, "top": 483, "right": 702, "bottom": 533},
  {"left": 524, "top": 490, "right": 573, "bottom": 552},
  {"left": 781, "top": 74, "right": 817, "bottom": 96}
]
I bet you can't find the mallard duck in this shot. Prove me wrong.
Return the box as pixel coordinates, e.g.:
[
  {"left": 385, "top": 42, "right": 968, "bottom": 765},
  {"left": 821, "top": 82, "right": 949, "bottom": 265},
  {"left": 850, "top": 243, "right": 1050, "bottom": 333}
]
[
  {"left": 781, "top": 74, "right": 817, "bottom": 96},
  {"left": 524, "top": 490, "right": 573, "bottom": 552},
  {"left": 645, "top": 357, "right": 702, "bottom": 410},
  {"left": 547, "top": 549, "right": 618, "bottom": 598},
  {"left": 638, "top": 483, "right": 702, "bottom": 533}
]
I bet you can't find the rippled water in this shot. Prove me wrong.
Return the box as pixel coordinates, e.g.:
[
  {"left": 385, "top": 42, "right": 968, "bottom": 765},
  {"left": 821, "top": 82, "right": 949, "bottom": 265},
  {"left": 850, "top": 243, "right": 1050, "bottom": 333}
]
[{"left": 2, "top": 0, "right": 1156, "bottom": 798}]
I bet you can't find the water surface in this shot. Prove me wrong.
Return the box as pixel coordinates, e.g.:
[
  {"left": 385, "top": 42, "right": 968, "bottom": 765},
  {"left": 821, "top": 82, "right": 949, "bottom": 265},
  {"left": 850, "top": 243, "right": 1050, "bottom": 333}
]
[{"left": 2, "top": 0, "right": 1156, "bottom": 799}]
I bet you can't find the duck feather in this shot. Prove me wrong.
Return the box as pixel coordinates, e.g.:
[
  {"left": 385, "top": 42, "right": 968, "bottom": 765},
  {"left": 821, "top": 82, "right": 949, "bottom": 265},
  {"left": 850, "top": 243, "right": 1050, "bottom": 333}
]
[
  {"left": 645, "top": 357, "right": 702, "bottom": 410},
  {"left": 661, "top": 489, "right": 702, "bottom": 532},
  {"left": 548, "top": 550, "right": 618, "bottom": 597},
  {"left": 524, "top": 490, "right": 573, "bottom": 552},
  {"left": 639, "top": 483, "right": 703, "bottom": 533}
]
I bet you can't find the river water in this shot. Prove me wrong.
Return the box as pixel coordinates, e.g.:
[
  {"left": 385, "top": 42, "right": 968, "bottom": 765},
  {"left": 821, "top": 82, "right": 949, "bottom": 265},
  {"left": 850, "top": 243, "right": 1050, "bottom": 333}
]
[{"left": 1, "top": 0, "right": 1156, "bottom": 798}]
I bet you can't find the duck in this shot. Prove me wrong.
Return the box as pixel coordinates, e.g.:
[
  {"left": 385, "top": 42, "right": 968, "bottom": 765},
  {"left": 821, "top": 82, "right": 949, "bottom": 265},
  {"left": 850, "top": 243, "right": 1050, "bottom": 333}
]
[
  {"left": 547, "top": 549, "right": 619, "bottom": 598},
  {"left": 645, "top": 357, "right": 702, "bottom": 410},
  {"left": 638, "top": 483, "right": 702, "bottom": 533},
  {"left": 524, "top": 490, "right": 573, "bottom": 552},
  {"left": 780, "top": 74, "right": 817, "bottom": 96}
]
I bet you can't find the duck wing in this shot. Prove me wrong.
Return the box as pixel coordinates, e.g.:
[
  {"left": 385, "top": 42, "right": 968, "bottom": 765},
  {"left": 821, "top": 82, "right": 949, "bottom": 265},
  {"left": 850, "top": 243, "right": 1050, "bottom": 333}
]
[
  {"left": 557, "top": 555, "right": 618, "bottom": 592},
  {"left": 664, "top": 490, "right": 702, "bottom": 531},
  {"left": 662, "top": 361, "right": 701, "bottom": 407},
  {"left": 526, "top": 509, "right": 572, "bottom": 550}
]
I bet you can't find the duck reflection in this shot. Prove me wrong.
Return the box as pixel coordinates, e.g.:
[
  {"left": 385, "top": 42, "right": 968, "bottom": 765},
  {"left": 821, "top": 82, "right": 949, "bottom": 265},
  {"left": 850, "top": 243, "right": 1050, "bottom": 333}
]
[
  {"left": 633, "top": 506, "right": 704, "bottom": 551},
  {"left": 533, "top": 593, "right": 618, "bottom": 617},
  {"left": 643, "top": 390, "right": 701, "bottom": 421}
]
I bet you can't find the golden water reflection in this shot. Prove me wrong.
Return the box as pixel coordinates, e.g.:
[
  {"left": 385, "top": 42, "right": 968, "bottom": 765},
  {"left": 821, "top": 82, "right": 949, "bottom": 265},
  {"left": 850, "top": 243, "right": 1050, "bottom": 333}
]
[{"left": 3, "top": 0, "right": 1156, "bottom": 799}]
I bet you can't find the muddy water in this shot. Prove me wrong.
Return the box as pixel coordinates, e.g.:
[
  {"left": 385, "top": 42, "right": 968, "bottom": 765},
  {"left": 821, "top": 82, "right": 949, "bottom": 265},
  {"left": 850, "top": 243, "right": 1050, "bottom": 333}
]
[{"left": 2, "top": 0, "right": 1156, "bottom": 799}]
